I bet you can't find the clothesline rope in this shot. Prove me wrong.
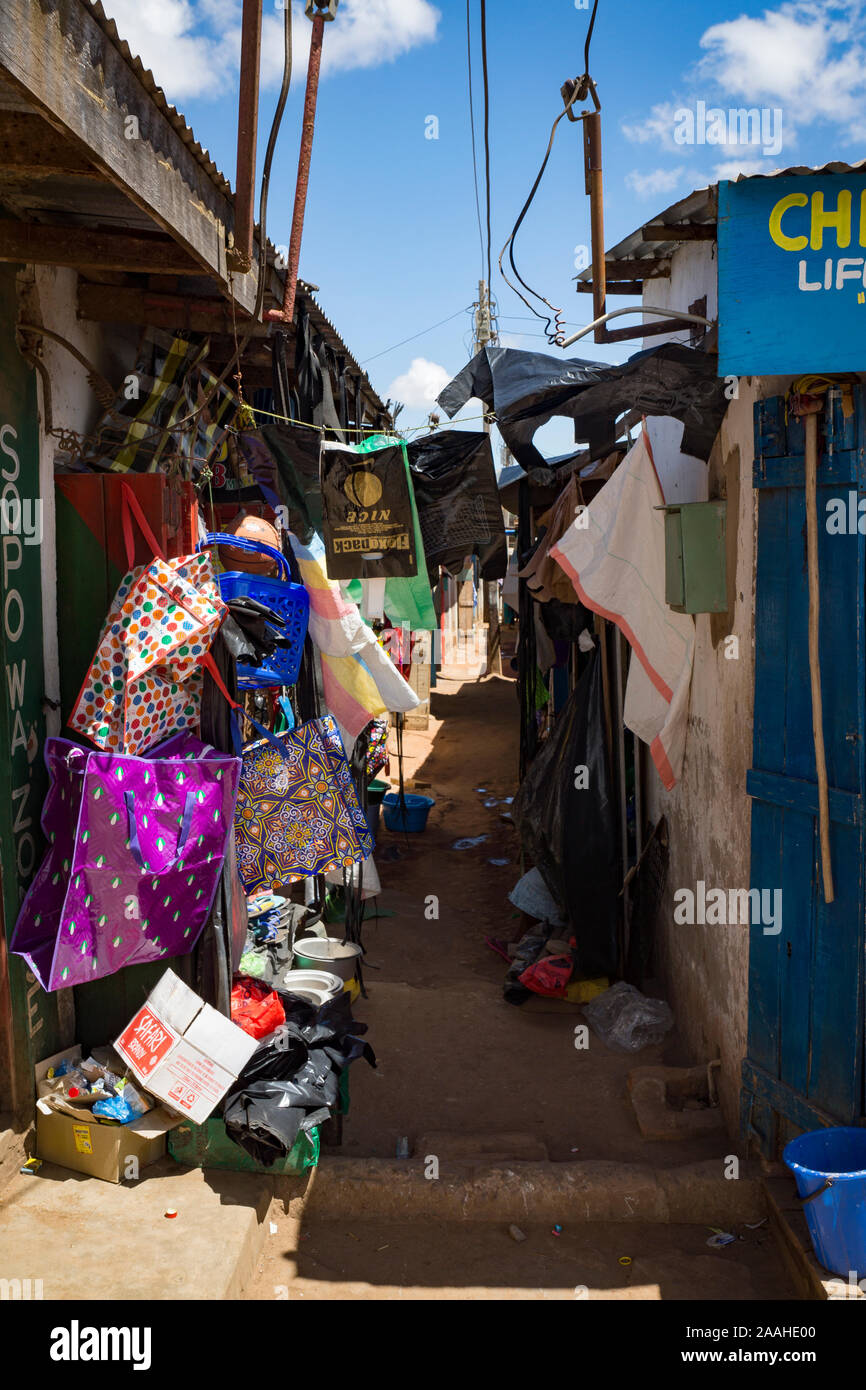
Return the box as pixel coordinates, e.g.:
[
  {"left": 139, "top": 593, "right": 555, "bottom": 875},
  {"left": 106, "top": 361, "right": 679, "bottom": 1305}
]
[{"left": 245, "top": 402, "right": 494, "bottom": 438}]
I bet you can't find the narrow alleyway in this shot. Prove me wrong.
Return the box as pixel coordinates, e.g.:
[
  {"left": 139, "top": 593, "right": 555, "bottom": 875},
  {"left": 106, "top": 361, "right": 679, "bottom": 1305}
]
[
  {"left": 246, "top": 671, "right": 798, "bottom": 1301},
  {"left": 343, "top": 670, "right": 725, "bottom": 1165}
]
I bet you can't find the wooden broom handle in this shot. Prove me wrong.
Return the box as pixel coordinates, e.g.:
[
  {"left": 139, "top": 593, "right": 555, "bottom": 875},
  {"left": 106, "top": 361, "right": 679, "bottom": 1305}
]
[{"left": 804, "top": 410, "right": 835, "bottom": 903}]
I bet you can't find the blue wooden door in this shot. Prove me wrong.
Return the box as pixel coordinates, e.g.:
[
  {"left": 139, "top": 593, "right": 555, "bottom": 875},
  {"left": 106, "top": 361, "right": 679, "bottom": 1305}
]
[{"left": 742, "top": 388, "right": 866, "bottom": 1155}]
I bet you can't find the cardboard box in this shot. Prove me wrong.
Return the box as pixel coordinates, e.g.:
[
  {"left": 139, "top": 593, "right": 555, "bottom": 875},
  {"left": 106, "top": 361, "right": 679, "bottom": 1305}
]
[
  {"left": 115, "top": 969, "right": 259, "bottom": 1125},
  {"left": 34, "top": 1047, "right": 180, "bottom": 1183}
]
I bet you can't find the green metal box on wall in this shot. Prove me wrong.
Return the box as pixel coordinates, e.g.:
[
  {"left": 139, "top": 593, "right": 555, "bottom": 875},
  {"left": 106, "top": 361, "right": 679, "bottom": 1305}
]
[{"left": 662, "top": 501, "right": 727, "bottom": 614}]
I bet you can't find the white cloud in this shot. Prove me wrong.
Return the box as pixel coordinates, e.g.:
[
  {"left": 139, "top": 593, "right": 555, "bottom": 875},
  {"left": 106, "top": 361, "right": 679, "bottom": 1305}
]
[
  {"left": 624, "top": 167, "right": 685, "bottom": 199},
  {"left": 101, "top": 0, "right": 440, "bottom": 102},
  {"left": 621, "top": 1, "right": 866, "bottom": 165},
  {"left": 699, "top": 0, "right": 866, "bottom": 143},
  {"left": 710, "top": 157, "right": 772, "bottom": 182},
  {"left": 621, "top": 103, "right": 683, "bottom": 153},
  {"left": 101, "top": 0, "right": 239, "bottom": 97},
  {"left": 386, "top": 357, "right": 451, "bottom": 412}
]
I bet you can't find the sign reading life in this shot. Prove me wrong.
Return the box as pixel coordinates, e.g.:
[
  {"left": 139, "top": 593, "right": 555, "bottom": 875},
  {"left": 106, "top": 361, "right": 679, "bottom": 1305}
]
[{"left": 718, "top": 173, "right": 866, "bottom": 377}]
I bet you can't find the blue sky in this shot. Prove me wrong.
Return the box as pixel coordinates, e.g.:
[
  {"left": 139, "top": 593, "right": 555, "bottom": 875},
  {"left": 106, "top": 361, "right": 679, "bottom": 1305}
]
[{"left": 103, "top": 0, "right": 866, "bottom": 454}]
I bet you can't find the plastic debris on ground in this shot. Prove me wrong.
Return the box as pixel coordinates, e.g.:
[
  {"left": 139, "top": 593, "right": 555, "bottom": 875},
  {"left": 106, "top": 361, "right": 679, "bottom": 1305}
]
[
  {"left": 582, "top": 981, "right": 674, "bottom": 1052},
  {"left": 488, "top": 858, "right": 509, "bottom": 866},
  {"left": 452, "top": 835, "right": 488, "bottom": 850},
  {"left": 507, "top": 866, "right": 567, "bottom": 927}
]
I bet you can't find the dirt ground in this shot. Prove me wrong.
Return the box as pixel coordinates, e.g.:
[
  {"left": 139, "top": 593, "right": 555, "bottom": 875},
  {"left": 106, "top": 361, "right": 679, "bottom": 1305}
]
[
  {"left": 244, "top": 670, "right": 797, "bottom": 1302},
  {"left": 341, "top": 670, "right": 725, "bottom": 1165},
  {"left": 247, "top": 1216, "right": 792, "bottom": 1301}
]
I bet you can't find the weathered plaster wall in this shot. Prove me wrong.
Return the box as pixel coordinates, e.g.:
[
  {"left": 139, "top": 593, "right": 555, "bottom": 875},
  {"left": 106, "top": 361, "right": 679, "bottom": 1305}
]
[{"left": 640, "top": 241, "right": 755, "bottom": 1136}]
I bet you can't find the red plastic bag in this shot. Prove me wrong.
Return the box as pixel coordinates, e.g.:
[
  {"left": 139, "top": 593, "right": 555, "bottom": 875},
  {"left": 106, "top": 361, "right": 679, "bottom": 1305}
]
[
  {"left": 231, "top": 979, "right": 286, "bottom": 1039},
  {"left": 518, "top": 954, "right": 573, "bottom": 998}
]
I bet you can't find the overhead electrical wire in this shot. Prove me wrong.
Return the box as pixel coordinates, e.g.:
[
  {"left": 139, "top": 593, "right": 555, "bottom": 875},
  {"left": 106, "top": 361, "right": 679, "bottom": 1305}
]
[
  {"left": 497, "top": 0, "right": 601, "bottom": 346},
  {"left": 466, "top": 0, "right": 485, "bottom": 280},
  {"left": 479, "top": 0, "right": 493, "bottom": 292},
  {"left": 361, "top": 305, "right": 473, "bottom": 365}
]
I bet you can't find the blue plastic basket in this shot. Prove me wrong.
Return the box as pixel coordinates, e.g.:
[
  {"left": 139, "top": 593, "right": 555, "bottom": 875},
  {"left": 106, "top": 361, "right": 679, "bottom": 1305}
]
[
  {"left": 382, "top": 791, "right": 435, "bottom": 833},
  {"left": 203, "top": 533, "right": 309, "bottom": 689}
]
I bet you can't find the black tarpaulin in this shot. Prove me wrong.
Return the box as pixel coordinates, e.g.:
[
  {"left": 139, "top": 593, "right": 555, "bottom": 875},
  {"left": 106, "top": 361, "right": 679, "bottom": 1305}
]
[
  {"left": 437, "top": 342, "right": 727, "bottom": 468},
  {"left": 513, "top": 648, "right": 618, "bottom": 977},
  {"left": 406, "top": 429, "right": 507, "bottom": 581}
]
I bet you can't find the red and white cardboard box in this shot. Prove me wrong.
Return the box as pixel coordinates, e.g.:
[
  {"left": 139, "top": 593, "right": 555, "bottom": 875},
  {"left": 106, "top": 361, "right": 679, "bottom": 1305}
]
[{"left": 115, "top": 969, "right": 258, "bottom": 1126}]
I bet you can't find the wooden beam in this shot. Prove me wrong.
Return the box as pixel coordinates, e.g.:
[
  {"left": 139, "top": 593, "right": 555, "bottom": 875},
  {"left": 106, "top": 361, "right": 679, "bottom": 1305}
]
[
  {"left": 604, "top": 258, "right": 671, "bottom": 279},
  {"left": 642, "top": 223, "right": 716, "bottom": 242},
  {"left": 0, "top": 110, "right": 100, "bottom": 177},
  {"left": 0, "top": 223, "right": 201, "bottom": 273},
  {"left": 577, "top": 281, "right": 644, "bottom": 296},
  {"left": 78, "top": 282, "right": 274, "bottom": 335},
  {"left": 0, "top": 0, "right": 258, "bottom": 312},
  {"left": 600, "top": 317, "right": 705, "bottom": 345}
]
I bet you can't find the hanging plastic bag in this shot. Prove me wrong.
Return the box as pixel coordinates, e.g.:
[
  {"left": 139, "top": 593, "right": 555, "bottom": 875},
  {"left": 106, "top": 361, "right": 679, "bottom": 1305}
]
[
  {"left": 11, "top": 732, "right": 240, "bottom": 990},
  {"left": 69, "top": 483, "right": 226, "bottom": 755},
  {"left": 234, "top": 714, "right": 374, "bottom": 894}
]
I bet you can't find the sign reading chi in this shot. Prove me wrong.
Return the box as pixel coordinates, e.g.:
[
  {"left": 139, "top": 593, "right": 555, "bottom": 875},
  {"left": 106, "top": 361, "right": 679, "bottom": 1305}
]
[{"left": 718, "top": 172, "right": 866, "bottom": 377}]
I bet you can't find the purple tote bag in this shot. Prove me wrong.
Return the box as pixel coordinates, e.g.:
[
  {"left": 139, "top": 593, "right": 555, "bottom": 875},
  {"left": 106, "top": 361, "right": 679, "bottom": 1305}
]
[{"left": 11, "top": 733, "right": 241, "bottom": 990}]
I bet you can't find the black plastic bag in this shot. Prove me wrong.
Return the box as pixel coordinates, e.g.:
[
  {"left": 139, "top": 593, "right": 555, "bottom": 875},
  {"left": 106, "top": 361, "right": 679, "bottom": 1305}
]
[
  {"left": 222, "top": 992, "right": 375, "bottom": 1166},
  {"left": 406, "top": 429, "right": 507, "bottom": 581},
  {"left": 513, "top": 649, "right": 618, "bottom": 977},
  {"left": 438, "top": 342, "right": 726, "bottom": 468},
  {"left": 320, "top": 440, "right": 417, "bottom": 579}
]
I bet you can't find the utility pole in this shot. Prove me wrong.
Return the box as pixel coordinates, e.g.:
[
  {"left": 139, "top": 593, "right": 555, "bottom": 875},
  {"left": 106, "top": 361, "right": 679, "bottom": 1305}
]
[{"left": 473, "top": 280, "right": 502, "bottom": 676}]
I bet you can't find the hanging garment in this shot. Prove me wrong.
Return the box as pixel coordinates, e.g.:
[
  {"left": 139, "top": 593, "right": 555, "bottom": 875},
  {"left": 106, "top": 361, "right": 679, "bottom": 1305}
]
[
  {"left": 519, "top": 474, "right": 587, "bottom": 606},
  {"left": 550, "top": 427, "right": 695, "bottom": 789},
  {"left": 406, "top": 429, "right": 507, "bottom": 581},
  {"left": 364, "top": 717, "right": 389, "bottom": 779},
  {"left": 513, "top": 651, "right": 618, "bottom": 978},
  {"left": 234, "top": 714, "right": 374, "bottom": 894},
  {"left": 289, "top": 531, "right": 419, "bottom": 741},
  {"left": 320, "top": 437, "right": 417, "bottom": 580},
  {"left": 11, "top": 732, "right": 241, "bottom": 991},
  {"left": 70, "top": 484, "right": 226, "bottom": 755}
]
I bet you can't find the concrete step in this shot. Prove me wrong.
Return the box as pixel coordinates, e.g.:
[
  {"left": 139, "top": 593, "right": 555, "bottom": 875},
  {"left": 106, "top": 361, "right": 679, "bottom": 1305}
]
[
  {"left": 292, "top": 1156, "right": 767, "bottom": 1226},
  {"left": 0, "top": 1158, "right": 271, "bottom": 1301}
]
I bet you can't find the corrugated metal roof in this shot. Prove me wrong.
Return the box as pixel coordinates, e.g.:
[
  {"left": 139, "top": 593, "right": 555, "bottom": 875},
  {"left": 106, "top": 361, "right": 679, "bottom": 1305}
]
[
  {"left": 576, "top": 157, "right": 866, "bottom": 278},
  {"left": 84, "top": 0, "right": 234, "bottom": 196}
]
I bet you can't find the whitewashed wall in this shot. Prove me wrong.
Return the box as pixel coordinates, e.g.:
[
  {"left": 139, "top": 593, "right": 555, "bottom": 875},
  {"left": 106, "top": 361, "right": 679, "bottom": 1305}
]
[{"left": 636, "top": 242, "right": 786, "bottom": 1135}]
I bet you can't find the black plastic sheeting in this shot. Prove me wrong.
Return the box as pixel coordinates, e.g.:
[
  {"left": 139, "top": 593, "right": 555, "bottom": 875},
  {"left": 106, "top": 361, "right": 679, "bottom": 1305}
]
[
  {"left": 513, "top": 648, "right": 618, "bottom": 977},
  {"left": 406, "top": 429, "right": 507, "bottom": 582},
  {"left": 223, "top": 991, "right": 376, "bottom": 1166},
  {"left": 437, "top": 342, "right": 727, "bottom": 469}
]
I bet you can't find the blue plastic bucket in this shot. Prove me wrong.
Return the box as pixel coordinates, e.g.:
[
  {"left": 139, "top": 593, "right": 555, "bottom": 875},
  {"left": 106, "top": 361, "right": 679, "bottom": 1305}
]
[
  {"left": 783, "top": 1126, "right": 866, "bottom": 1278},
  {"left": 382, "top": 792, "right": 434, "bottom": 834}
]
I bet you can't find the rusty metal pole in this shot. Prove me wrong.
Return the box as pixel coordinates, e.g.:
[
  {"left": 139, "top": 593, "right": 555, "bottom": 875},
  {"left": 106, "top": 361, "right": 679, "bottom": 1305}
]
[
  {"left": 228, "top": 0, "right": 263, "bottom": 274},
  {"left": 584, "top": 110, "right": 607, "bottom": 343},
  {"left": 267, "top": 10, "right": 327, "bottom": 323}
]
